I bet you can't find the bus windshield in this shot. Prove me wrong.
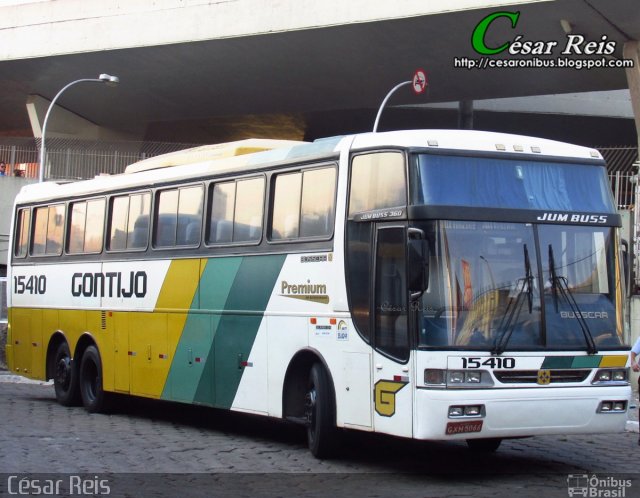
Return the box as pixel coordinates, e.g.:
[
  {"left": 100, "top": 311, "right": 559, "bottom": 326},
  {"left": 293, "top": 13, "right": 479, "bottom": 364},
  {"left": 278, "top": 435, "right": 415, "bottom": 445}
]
[
  {"left": 417, "top": 220, "right": 624, "bottom": 351},
  {"left": 412, "top": 153, "right": 616, "bottom": 212}
]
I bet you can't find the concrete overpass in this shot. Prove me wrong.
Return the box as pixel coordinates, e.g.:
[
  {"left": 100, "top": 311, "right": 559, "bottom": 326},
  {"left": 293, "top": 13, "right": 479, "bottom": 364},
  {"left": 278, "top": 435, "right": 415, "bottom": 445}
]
[{"left": 0, "top": 0, "right": 638, "bottom": 145}]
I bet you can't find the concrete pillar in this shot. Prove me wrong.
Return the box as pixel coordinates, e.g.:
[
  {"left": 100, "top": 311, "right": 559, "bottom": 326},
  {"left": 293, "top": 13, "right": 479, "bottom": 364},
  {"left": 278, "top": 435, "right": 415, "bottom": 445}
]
[
  {"left": 624, "top": 42, "right": 640, "bottom": 384},
  {"left": 624, "top": 41, "right": 640, "bottom": 145},
  {"left": 26, "top": 94, "right": 135, "bottom": 141},
  {"left": 458, "top": 100, "right": 474, "bottom": 130}
]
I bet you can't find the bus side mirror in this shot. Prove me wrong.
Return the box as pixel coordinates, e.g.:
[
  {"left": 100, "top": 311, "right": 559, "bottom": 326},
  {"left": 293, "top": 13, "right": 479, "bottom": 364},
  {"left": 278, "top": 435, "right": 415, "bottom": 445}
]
[
  {"left": 408, "top": 228, "right": 429, "bottom": 299},
  {"left": 621, "top": 238, "right": 632, "bottom": 296}
]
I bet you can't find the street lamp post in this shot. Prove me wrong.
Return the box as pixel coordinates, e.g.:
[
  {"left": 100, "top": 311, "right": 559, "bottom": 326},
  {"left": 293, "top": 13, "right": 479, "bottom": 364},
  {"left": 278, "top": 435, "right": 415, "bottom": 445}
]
[{"left": 39, "top": 73, "right": 120, "bottom": 183}]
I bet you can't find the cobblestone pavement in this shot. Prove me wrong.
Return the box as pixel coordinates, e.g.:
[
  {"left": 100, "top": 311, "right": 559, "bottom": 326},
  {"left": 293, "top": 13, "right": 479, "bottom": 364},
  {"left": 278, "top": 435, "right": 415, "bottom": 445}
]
[{"left": 0, "top": 374, "right": 638, "bottom": 498}]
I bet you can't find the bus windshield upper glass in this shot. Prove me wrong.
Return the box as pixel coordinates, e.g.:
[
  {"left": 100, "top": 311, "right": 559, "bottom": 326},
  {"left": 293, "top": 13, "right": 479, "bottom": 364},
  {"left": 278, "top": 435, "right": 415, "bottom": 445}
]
[
  {"left": 417, "top": 220, "right": 624, "bottom": 351},
  {"left": 412, "top": 154, "right": 616, "bottom": 212}
]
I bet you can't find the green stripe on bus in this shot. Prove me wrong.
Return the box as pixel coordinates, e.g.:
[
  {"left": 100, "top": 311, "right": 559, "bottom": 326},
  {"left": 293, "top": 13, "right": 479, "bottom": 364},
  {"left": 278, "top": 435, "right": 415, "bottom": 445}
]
[
  {"left": 162, "top": 254, "right": 286, "bottom": 407},
  {"left": 570, "top": 356, "right": 601, "bottom": 368},
  {"left": 541, "top": 355, "right": 603, "bottom": 369},
  {"left": 195, "top": 254, "right": 286, "bottom": 408},
  {"left": 540, "top": 356, "right": 575, "bottom": 369},
  {"left": 162, "top": 257, "right": 242, "bottom": 404}
]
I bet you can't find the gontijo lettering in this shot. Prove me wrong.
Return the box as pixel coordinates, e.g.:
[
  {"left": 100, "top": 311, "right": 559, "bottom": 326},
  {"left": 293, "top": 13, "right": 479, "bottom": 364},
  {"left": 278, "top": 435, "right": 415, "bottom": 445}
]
[{"left": 71, "top": 271, "right": 147, "bottom": 298}]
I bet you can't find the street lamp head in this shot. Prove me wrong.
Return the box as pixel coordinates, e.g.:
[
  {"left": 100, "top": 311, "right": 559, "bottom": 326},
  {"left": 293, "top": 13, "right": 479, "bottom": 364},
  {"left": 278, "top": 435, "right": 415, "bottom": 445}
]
[{"left": 98, "top": 73, "right": 120, "bottom": 86}]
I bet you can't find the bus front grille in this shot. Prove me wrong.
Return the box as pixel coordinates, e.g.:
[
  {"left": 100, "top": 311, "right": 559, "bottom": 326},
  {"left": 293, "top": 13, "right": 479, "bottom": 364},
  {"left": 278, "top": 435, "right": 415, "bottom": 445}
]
[{"left": 494, "top": 369, "right": 591, "bottom": 384}]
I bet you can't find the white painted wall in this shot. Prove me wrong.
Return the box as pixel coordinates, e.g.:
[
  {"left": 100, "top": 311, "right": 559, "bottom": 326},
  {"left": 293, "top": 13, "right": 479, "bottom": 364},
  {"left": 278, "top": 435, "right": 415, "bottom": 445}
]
[
  {"left": 0, "top": 0, "right": 551, "bottom": 60},
  {"left": 0, "top": 177, "right": 36, "bottom": 267}
]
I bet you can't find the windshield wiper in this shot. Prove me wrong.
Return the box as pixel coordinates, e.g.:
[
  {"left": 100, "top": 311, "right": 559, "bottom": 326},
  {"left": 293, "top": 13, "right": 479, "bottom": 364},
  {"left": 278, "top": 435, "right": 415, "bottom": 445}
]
[
  {"left": 548, "top": 244, "right": 598, "bottom": 355},
  {"left": 492, "top": 244, "right": 533, "bottom": 355}
]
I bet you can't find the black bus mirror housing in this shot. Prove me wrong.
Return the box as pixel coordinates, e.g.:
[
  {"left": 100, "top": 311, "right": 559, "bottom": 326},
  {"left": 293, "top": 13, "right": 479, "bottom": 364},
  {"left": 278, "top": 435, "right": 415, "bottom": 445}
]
[{"left": 408, "top": 235, "right": 429, "bottom": 298}]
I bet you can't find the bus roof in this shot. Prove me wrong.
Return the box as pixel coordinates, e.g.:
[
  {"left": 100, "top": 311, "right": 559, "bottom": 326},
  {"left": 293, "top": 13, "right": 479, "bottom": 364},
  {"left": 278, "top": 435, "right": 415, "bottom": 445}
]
[{"left": 15, "top": 130, "right": 603, "bottom": 205}]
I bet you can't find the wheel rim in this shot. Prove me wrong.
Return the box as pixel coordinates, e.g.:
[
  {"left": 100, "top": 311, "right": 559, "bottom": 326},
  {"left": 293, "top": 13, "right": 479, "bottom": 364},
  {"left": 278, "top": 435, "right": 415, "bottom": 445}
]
[
  {"left": 55, "top": 355, "right": 71, "bottom": 390},
  {"left": 305, "top": 385, "right": 317, "bottom": 436}
]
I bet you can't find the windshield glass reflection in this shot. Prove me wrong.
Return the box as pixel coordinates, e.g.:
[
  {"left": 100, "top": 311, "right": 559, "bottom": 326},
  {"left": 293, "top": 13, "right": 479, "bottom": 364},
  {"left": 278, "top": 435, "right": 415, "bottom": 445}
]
[{"left": 418, "top": 221, "right": 623, "bottom": 350}]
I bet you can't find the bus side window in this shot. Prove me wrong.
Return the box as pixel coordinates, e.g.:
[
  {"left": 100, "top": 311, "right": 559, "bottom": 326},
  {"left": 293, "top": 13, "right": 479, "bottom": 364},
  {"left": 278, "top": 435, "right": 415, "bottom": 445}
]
[
  {"left": 14, "top": 208, "right": 30, "bottom": 258},
  {"left": 271, "top": 172, "right": 301, "bottom": 240},
  {"left": 349, "top": 152, "right": 406, "bottom": 215},
  {"left": 271, "top": 166, "right": 336, "bottom": 241},
  {"left": 300, "top": 167, "right": 336, "bottom": 238},
  {"left": 32, "top": 204, "right": 65, "bottom": 256},
  {"left": 127, "top": 193, "right": 151, "bottom": 250},
  {"left": 68, "top": 198, "right": 105, "bottom": 254},
  {"left": 155, "top": 185, "right": 203, "bottom": 248},
  {"left": 207, "top": 177, "right": 264, "bottom": 245}
]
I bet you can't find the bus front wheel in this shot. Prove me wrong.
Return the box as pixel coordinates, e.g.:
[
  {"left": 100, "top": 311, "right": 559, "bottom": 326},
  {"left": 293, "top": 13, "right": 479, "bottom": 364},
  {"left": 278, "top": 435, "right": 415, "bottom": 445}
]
[
  {"left": 52, "top": 341, "right": 80, "bottom": 406},
  {"left": 305, "top": 363, "right": 338, "bottom": 458},
  {"left": 79, "top": 345, "right": 110, "bottom": 413}
]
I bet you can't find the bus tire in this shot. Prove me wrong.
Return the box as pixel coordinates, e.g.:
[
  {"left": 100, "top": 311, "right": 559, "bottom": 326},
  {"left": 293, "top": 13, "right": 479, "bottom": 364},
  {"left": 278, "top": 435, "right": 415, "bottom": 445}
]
[
  {"left": 466, "top": 438, "right": 502, "bottom": 452},
  {"left": 305, "top": 362, "right": 338, "bottom": 458},
  {"left": 79, "top": 345, "right": 110, "bottom": 413},
  {"left": 52, "top": 341, "right": 80, "bottom": 406}
]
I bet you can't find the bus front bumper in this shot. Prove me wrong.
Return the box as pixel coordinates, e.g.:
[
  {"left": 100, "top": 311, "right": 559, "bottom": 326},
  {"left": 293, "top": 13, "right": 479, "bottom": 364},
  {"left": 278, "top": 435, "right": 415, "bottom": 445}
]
[{"left": 414, "top": 385, "right": 633, "bottom": 441}]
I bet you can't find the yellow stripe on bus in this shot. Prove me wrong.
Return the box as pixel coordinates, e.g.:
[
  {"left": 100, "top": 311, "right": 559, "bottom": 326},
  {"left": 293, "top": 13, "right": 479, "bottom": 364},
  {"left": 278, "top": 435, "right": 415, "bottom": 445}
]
[{"left": 599, "top": 355, "right": 628, "bottom": 367}]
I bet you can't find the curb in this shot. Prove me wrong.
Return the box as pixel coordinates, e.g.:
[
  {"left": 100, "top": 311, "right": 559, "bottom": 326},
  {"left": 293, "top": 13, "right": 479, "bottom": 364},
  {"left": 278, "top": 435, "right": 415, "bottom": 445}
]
[{"left": 0, "top": 371, "right": 52, "bottom": 385}]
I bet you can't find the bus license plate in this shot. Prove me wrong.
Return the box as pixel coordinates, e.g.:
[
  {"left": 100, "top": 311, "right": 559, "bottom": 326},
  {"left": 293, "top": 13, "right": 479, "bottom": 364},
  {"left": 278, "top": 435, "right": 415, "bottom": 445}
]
[{"left": 445, "top": 420, "right": 483, "bottom": 435}]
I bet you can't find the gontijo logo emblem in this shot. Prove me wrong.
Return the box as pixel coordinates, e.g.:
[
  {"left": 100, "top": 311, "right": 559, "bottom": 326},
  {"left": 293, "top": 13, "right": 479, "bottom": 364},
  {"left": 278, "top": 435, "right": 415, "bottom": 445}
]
[{"left": 374, "top": 379, "right": 408, "bottom": 417}]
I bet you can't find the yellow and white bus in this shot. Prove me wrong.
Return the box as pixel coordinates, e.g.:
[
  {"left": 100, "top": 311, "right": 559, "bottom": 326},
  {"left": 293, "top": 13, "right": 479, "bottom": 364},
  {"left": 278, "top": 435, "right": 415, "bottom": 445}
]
[{"left": 6, "top": 130, "right": 632, "bottom": 457}]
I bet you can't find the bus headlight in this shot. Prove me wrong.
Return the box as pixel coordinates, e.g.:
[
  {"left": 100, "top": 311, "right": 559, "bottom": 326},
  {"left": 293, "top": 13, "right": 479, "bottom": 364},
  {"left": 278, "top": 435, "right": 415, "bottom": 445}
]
[
  {"left": 592, "top": 368, "right": 629, "bottom": 384},
  {"left": 596, "top": 370, "right": 612, "bottom": 382},
  {"left": 466, "top": 371, "right": 482, "bottom": 383},
  {"left": 424, "top": 369, "right": 494, "bottom": 388},
  {"left": 612, "top": 369, "right": 627, "bottom": 381},
  {"left": 449, "top": 371, "right": 465, "bottom": 383}
]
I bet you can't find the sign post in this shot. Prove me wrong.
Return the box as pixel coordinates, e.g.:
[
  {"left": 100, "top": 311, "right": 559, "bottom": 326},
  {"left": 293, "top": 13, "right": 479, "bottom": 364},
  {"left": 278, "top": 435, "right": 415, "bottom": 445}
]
[{"left": 373, "top": 69, "right": 428, "bottom": 133}]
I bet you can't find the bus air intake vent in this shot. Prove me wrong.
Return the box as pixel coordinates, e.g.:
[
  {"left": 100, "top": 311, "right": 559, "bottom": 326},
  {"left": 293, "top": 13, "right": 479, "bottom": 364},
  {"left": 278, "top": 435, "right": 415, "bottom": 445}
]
[{"left": 494, "top": 369, "right": 591, "bottom": 384}]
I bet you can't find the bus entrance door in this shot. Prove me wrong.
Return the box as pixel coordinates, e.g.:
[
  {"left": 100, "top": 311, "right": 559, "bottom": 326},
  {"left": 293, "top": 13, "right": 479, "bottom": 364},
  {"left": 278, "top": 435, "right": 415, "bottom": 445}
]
[{"left": 371, "top": 225, "right": 413, "bottom": 438}]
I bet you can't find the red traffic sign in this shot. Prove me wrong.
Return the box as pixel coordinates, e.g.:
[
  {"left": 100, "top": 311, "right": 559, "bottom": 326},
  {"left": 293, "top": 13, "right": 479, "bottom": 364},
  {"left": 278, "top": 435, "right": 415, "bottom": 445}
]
[{"left": 412, "top": 69, "right": 428, "bottom": 95}]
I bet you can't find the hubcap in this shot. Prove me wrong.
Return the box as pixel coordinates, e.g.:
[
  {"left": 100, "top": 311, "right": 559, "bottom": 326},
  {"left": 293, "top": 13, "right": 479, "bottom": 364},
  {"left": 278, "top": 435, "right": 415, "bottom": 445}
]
[
  {"left": 55, "top": 357, "right": 70, "bottom": 389},
  {"left": 305, "top": 387, "right": 317, "bottom": 428}
]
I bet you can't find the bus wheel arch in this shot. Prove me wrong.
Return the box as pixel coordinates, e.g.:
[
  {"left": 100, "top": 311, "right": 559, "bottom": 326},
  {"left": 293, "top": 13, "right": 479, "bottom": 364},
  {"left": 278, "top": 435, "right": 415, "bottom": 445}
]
[
  {"left": 46, "top": 332, "right": 80, "bottom": 406},
  {"left": 282, "top": 349, "right": 339, "bottom": 458}
]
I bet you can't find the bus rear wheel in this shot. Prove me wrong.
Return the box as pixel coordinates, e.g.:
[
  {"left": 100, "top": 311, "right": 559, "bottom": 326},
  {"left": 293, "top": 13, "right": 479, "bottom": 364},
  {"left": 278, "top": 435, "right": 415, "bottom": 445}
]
[
  {"left": 52, "top": 341, "right": 80, "bottom": 406},
  {"left": 305, "top": 363, "right": 338, "bottom": 458},
  {"left": 466, "top": 438, "right": 502, "bottom": 452},
  {"left": 79, "top": 345, "right": 110, "bottom": 413}
]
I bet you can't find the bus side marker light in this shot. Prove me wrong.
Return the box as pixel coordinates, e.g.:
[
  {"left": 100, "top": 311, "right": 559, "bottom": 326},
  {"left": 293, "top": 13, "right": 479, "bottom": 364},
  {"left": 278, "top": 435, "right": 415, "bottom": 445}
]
[{"left": 310, "top": 318, "right": 317, "bottom": 325}]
